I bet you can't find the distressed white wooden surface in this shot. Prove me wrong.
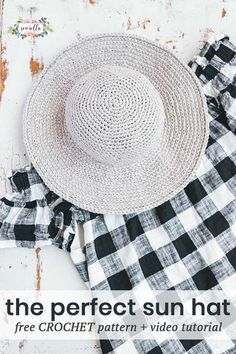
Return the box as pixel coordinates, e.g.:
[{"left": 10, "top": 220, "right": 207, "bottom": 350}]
[
  {"left": 0, "top": 0, "right": 236, "bottom": 353},
  {"left": 0, "top": 247, "right": 101, "bottom": 353}
]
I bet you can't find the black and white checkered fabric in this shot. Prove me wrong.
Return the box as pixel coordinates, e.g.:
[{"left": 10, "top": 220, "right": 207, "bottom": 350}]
[
  {"left": 0, "top": 165, "right": 84, "bottom": 251},
  {"left": 0, "top": 35, "right": 236, "bottom": 353}
]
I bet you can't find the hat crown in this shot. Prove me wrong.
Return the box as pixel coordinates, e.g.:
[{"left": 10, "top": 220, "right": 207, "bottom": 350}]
[{"left": 65, "top": 65, "right": 165, "bottom": 166}]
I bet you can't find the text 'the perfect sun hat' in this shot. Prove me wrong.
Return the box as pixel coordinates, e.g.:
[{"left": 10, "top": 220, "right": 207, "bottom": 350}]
[{"left": 23, "top": 33, "right": 209, "bottom": 214}]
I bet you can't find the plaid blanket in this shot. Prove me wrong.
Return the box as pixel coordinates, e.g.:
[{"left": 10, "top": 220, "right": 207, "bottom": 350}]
[{"left": 0, "top": 35, "right": 236, "bottom": 354}]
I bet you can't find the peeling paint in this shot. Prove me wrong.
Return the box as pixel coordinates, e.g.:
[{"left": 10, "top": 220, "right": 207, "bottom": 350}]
[
  {"left": 139, "top": 19, "right": 150, "bottom": 30},
  {"left": 221, "top": 0, "right": 227, "bottom": 18},
  {"left": 30, "top": 57, "right": 44, "bottom": 76},
  {"left": 221, "top": 7, "right": 227, "bottom": 18},
  {"left": 127, "top": 17, "right": 132, "bottom": 30},
  {"left": 29, "top": 6, "right": 38, "bottom": 14},
  {"left": 165, "top": 39, "right": 177, "bottom": 50},
  {"left": 18, "top": 339, "right": 26, "bottom": 350},
  {"left": 0, "top": 0, "right": 4, "bottom": 22},
  {"left": 35, "top": 247, "right": 42, "bottom": 290},
  {"left": 127, "top": 17, "right": 150, "bottom": 31},
  {"left": 0, "top": 0, "right": 8, "bottom": 101},
  {"left": 0, "top": 54, "right": 8, "bottom": 100}
]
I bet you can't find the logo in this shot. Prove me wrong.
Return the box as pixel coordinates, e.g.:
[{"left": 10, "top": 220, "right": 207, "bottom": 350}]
[{"left": 8, "top": 17, "right": 53, "bottom": 39}]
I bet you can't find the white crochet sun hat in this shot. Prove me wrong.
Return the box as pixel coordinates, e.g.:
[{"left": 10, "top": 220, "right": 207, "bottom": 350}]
[{"left": 23, "top": 33, "right": 209, "bottom": 214}]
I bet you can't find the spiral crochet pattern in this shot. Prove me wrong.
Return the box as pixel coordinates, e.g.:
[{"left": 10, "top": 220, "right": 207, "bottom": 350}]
[
  {"left": 23, "top": 33, "right": 209, "bottom": 214},
  {"left": 65, "top": 65, "right": 165, "bottom": 166}
]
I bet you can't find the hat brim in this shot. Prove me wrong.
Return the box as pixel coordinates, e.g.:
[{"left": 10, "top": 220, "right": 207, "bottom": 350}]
[{"left": 23, "top": 33, "right": 209, "bottom": 214}]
